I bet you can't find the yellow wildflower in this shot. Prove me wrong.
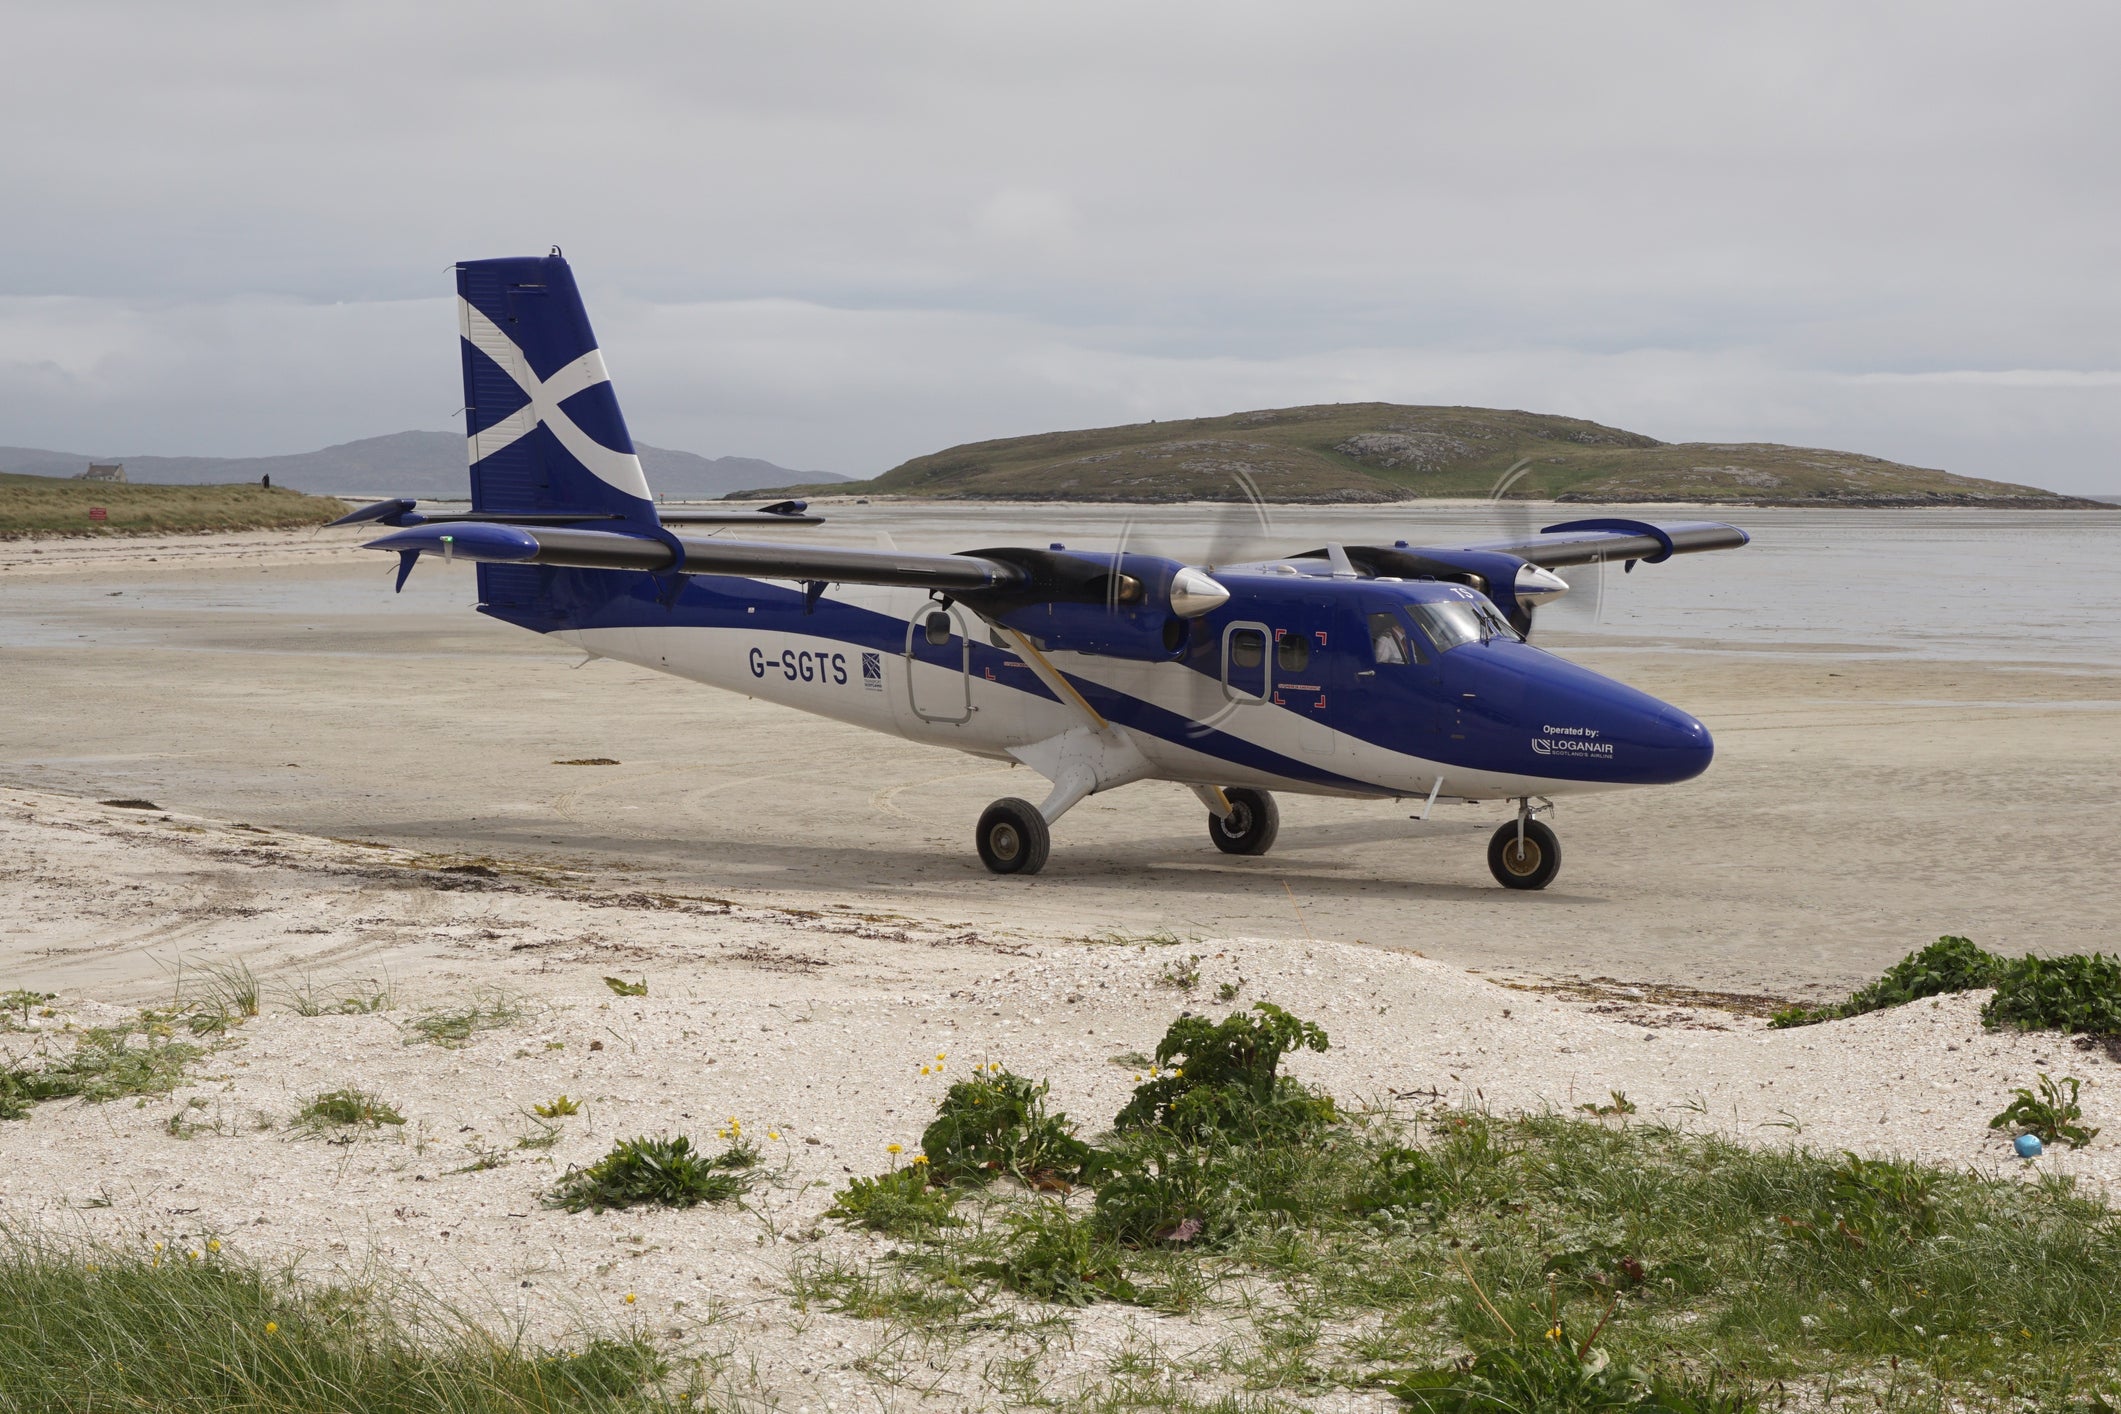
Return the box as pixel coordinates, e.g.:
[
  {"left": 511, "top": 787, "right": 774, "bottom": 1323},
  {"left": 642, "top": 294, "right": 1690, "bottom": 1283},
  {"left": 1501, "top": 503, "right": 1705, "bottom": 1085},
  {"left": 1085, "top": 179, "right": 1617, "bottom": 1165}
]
[
  {"left": 936, "top": 1052, "right": 946, "bottom": 1061},
  {"left": 887, "top": 1143, "right": 902, "bottom": 1155},
  {"left": 1545, "top": 1325, "right": 1563, "bottom": 1341},
  {"left": 768, "top": 1131, "right": 780, "bottom": 1141},
  {"left": 265, "top": 1321, "right": 278, "bottom": 1335},
  {"left": 624, "top": 1292, "right": 636, "bottom": 1305},
  {"left": 912, "top": 1154, "right": 930, "bottom": 1166},
  {"left": 207, "top": 1239, "right": 221, "bottom": 1253},
  {"left": 188, "top": 1250, "right": 200, "bottom": 1261}
]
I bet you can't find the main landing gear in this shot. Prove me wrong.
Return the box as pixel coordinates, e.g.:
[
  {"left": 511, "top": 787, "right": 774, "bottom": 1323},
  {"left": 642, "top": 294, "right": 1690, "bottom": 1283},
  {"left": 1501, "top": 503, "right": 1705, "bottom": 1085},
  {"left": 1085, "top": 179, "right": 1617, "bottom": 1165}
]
[
  {"left": 973, "top": 784, "right": 1281, "bottom": 876},
  {"left": 1207, "top": 787, "right": 1279, "bottom": 856},
  {"left": 1487, "top": 799, "right": 1561, "bottom": 890},
  {"left": 976, "top": 797, "right": 1051, "bottom": 875}
]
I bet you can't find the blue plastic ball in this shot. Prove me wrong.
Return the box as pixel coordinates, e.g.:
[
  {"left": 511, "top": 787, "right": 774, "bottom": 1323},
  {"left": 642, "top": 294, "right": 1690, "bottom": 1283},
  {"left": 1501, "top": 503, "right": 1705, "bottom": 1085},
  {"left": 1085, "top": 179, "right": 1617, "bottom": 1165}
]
[{"left": 2014, "top": 1133, "right": 2044, "bottom": 1159}]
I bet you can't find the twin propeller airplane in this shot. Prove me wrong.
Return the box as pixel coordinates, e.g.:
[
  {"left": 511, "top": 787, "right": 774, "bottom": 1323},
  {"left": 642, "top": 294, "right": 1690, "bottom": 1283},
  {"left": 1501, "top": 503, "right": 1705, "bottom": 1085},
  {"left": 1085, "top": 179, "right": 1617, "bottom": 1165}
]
[{"left": 335, "top": 253, "right": 1749, "bottom": 889}]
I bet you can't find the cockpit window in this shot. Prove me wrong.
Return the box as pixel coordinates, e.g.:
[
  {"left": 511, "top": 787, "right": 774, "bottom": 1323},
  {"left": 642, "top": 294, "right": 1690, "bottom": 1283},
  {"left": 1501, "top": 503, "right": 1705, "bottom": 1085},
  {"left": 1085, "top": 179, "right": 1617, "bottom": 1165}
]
[
  {"left": 1406, "top": 596, "right": 1520, "bottom": 652},
  {"left": 1368, "top": 611, "right": 1423, "bottom": 665}
]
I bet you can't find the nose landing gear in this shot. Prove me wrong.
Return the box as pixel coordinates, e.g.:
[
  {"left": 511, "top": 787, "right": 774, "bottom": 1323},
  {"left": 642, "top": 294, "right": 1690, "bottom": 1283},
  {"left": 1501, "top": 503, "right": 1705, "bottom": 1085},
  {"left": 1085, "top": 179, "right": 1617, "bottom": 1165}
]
[{"left": 1487, "top": 798, "right": 1560, "bottom": 890}]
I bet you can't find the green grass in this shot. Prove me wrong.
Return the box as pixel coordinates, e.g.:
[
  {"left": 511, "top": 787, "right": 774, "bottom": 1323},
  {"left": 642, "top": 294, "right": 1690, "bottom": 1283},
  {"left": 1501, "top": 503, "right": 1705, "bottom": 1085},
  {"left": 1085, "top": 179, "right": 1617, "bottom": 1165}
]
[
  {"left": 286, "top": 972, "right": 395, "bottom": 1017},
  {"left": 816, "top": 1002, "right": 2121, "bottom": 1410},
  {"left": 1774, "top": 936, "right": 2121, "bottom": 1039},
  {"left": 403, "top": 993, "right": 523, "bottom": 1048},
  {"left": 0, "top": 470, "right": 345, "bottom": 537},
  {"left": 733, "top": 403, "right": 2087, "bottom": 506},
  {"left": 1, "top": 1016, "right": 204, "bottom": 1120},
  {"left": 297, "top": 1088, "right": 407, "bottom": 1130},
  {"left": 0, "top": 1231, "right": 671, "bottom": 1412},
  {"left": 549, "top": 1135, "right": 760, "bottom": 1214}
]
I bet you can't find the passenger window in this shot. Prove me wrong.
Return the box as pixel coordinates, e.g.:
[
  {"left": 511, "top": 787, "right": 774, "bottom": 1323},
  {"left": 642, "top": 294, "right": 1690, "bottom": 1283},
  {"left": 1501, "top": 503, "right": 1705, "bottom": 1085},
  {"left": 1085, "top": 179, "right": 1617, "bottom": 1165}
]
[
  {"left": 1369, "top": 611, "right": 1422, "bottom": 665},
  {"left": 1276, "top": 630, "right": 1310, "bottom": 672},
  {"left": 1229, "top": 628, "right": 1266, "bottom": 669}
]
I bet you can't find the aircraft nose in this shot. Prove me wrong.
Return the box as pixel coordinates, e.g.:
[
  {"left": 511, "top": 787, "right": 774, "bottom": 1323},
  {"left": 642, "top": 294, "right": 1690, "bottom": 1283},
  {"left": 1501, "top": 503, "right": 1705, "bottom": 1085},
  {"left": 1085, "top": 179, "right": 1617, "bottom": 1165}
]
[{"left": 1645, "top": 705, "right": 1715, "bottom": 784}]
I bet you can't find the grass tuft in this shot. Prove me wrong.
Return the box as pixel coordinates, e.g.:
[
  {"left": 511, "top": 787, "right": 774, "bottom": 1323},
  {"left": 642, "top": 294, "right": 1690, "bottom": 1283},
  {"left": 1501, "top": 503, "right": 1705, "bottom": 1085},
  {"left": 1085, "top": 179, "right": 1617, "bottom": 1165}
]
[
  {"left": 404, "top": 993, "right": 523, "bottom": 1048},
  {"left": 549, "top": 1135, "right": 759, "bottom": 1213},
  {"left": 826, "top": 1164, "right": 960, "bottom": 1235},
  {"left": 0, "top": 1231, "right": 666, "bottom": 1411},
  {"left": 297, "top": 1087, "right": 406, "bottom": 1129},
  {"left": 1, "top": 1016, "right": 204, "bottom": 1120}
]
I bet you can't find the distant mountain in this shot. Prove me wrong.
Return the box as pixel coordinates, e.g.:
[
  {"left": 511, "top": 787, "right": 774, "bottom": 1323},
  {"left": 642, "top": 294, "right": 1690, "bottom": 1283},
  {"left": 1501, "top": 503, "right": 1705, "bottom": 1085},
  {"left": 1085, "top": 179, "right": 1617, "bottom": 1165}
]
[
  {"left": 733, "top": 403, "right": 2102, "bottom": 507},
  {"left": 0, "top": 432, "right": 845, "bottom": 501}
]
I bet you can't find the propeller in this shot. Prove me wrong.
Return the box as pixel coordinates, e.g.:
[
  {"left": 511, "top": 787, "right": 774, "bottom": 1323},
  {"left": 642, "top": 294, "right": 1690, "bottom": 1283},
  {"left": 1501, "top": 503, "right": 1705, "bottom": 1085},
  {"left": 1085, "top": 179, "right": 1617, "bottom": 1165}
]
[
  {"left": 1098, "top": 469, "right": 1281, "bottom": 738},
  {"left": 1484, "top": 457, "right": 1607, "bottom": 638}
]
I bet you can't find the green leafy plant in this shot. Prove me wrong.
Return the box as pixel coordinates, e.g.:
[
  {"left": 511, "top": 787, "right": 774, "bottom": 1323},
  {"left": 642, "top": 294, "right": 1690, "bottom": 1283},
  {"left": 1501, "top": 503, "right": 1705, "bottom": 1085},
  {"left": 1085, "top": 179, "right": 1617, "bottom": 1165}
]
[
  {"left": 1114, "top": 1002, "right": 1333, "bottom": 1142},
  {"left": 1772, "top": 935, "right": 2004, "bottom": 1027},
  {"left": 1090, "top": 1143, "right": 1235, "bottom": 1248},
  {"left": 548, "top": 1134, "right": 758, "bottom": 1213},
  {"left": 972, "top": 1207, "right": 1138, "bottom": 1306},
  {"left": 1983, "top": 954, "right": 2121, "bottom": 1037},
  {"left": 532, "top": 1094, "right": 581, "bottom": 1118},
  {"left": 0, "top": 990, "right": 55, "bottom": 1029},
  {"left": 1, "top": 1019, "right": 203, "bottom": 1120},
  {"left": 919, "top": 1068, "right": 1096, "bottom": 1186},
  {"left": 601, "top": 977, "right": 648, "bottom": 997},
  {"left": 826, "top": 1164, "right": 960, "bottom": 1235},
  {"left": 1990, "top": 1074, "right": 2099, "bottom": 1149},
  {"left": 297, "top": 1088, "right": 405, "bottom": 1129},
  {"left": 1155, "top": 954, "right": 1202, "bottom": 991},
  {"left": 1578, "top": 1091, "right": 1637, "bottom": 1117}
]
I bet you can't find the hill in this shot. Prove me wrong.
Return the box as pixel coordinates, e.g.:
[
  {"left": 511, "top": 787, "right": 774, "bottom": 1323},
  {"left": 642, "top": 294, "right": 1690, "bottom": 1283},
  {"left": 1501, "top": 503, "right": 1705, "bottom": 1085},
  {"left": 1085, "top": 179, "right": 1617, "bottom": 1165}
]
[
  {"left": 0, "top": 471, "right": 345, "bottom": 538},
  {"left": 0, "top": 433, "right": 845, "bottom": 501},
  {"left": 737, "top": 404, "right": 2098, "bottom": 507}
]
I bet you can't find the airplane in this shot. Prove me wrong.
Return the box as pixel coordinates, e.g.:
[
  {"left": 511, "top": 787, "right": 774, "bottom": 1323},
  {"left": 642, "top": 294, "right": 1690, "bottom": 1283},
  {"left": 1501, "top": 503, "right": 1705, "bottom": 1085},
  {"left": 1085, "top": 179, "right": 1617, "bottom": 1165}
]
[{"left": 334, "top": 252, "right": 1749, "bottom": 890}]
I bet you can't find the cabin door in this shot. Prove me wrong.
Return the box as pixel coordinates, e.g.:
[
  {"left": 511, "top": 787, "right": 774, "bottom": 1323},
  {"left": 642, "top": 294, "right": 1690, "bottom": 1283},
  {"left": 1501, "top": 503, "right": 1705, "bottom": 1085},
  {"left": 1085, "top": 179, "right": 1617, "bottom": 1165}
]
[{"left": 905, "top": 603, "right": 973, "bottom": 724}]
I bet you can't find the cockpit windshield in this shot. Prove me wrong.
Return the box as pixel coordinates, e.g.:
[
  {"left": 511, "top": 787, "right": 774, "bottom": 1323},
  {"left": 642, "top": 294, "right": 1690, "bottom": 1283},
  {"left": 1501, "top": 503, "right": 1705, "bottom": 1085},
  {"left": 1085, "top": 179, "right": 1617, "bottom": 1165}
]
[{"left": 1406, "top": 595, "right": 1521, "bottom": 651}]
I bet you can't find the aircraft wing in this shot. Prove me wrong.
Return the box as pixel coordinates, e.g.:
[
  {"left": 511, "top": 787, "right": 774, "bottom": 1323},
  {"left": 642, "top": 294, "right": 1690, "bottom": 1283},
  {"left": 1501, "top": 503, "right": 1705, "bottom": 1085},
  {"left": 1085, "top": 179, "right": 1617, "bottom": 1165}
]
[
  {"left": 362, "top": 521, "right": 1026, "bottom": 592},
  {"left": 1453, "top": 517, "right": 1750, "bottom": 567}
]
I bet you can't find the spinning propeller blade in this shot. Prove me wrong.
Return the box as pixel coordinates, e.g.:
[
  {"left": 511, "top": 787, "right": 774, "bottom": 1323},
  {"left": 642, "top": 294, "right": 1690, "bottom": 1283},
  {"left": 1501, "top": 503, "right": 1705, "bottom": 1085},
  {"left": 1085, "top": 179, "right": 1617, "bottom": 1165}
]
[{"left": 1483, "top": 458, "right": 1606, "bottom": 637}]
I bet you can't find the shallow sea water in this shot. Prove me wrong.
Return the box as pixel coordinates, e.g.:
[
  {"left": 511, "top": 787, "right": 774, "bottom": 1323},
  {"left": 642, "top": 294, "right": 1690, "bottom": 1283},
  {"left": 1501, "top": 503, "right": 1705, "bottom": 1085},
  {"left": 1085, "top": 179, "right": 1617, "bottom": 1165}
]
[{"left": 4, "top": 504, "right": 2117, "bottom": 667}]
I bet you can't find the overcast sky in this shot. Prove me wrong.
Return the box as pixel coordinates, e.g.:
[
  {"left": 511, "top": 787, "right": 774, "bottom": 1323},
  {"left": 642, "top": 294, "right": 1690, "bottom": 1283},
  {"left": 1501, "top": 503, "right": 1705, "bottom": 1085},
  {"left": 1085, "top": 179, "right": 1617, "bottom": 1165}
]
[{"left": 3, "top": 2, "right": 2117, "bottom": 489}]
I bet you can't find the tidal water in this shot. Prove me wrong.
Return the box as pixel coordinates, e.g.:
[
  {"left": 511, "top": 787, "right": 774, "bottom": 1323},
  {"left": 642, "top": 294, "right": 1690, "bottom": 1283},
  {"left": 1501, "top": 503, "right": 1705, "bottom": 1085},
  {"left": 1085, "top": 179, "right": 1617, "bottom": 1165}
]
[{"left": 4, "top": 504, "right": 2116, "bottom": 667}]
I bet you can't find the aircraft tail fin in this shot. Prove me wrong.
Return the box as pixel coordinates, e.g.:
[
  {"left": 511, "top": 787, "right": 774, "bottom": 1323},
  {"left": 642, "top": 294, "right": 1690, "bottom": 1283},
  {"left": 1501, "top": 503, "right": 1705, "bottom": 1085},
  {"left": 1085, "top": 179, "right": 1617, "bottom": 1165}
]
[{"left": 457, "top": 252, "right": 659, "bottom": 530}]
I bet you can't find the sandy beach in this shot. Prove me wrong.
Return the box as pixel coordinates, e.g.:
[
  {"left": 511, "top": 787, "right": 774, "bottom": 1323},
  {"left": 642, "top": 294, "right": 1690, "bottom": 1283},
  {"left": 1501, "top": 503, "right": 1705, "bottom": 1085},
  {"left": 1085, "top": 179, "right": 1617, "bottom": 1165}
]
[{"left": 3, "top": 521, "right": 2119, "bottom": 1406}]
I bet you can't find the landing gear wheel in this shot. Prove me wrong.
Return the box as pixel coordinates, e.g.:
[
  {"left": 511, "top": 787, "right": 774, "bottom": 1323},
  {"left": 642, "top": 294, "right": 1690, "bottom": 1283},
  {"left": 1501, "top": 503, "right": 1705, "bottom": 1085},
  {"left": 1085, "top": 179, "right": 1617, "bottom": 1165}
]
[
  {"left": 977, "top": 798, "right": 1051, "bottom": 875},
  {"left": 1488, "top": 818, "right": 1561, "bottom": 890},
  {"left": 1209, "top": 788, "right": 1280, "bottom": 856}
]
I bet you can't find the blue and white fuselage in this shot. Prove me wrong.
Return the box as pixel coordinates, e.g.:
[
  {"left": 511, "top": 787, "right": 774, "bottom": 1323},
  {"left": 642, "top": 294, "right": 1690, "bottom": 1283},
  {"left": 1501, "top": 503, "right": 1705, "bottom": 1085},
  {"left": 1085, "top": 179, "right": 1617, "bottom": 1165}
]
[{"left": 342, "top": 252, "right": 1749, "bottom": 887}]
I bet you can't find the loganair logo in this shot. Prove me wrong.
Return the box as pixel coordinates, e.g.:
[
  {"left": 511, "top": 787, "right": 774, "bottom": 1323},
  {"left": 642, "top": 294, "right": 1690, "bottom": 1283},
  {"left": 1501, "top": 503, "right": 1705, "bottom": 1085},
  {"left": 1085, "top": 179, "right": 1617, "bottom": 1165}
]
[
  {"left": 861, "top": 651, "right": 883, "bottom": 691},
  {"left": 1531, "top": 724, "right": 1615, "bottom": 758}
]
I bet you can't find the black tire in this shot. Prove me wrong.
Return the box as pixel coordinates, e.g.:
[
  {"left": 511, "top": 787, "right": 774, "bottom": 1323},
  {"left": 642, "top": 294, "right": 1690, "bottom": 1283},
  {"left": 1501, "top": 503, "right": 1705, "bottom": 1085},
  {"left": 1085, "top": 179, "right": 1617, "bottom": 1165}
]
[
  {"left": 976, "top": 798, "right": 1051, "bottom": 875},
  {"left": 1208, "top": 787, "right": 1280, "bottom": 856},
  {"left": 1488, "top": 818, "right": 1561, "bottom": 890}
]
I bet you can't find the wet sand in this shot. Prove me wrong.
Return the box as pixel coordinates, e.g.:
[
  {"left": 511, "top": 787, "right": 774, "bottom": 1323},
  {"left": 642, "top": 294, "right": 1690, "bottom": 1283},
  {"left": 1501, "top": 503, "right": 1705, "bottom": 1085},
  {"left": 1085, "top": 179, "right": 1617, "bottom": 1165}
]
[{"left": 4, "top": 527, "right": 2117, "bottom": 997}]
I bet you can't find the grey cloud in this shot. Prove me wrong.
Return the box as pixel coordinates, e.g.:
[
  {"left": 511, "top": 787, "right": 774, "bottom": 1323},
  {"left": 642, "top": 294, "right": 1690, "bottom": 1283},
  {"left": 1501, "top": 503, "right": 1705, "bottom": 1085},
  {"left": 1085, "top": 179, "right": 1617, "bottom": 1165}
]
[{"left": 2, "top": 2, "right": 2117, "bottom": 488}]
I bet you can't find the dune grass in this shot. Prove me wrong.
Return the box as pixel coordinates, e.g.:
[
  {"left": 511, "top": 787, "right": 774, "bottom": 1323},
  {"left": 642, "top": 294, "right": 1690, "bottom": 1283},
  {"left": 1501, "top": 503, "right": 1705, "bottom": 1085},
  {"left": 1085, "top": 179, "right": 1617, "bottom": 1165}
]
[
  {"left": 1, "top": 1016, "right": 204, "bottom": 1121},
  {"left": 0, "top": 470, "right": 344, "bottom": 537},
  {"left": 810, "top": 1003, "right": 2121, "bottom": 1411},
  {"left": 0, "top": 1231, "right": 671, "bottom": 1412}
]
